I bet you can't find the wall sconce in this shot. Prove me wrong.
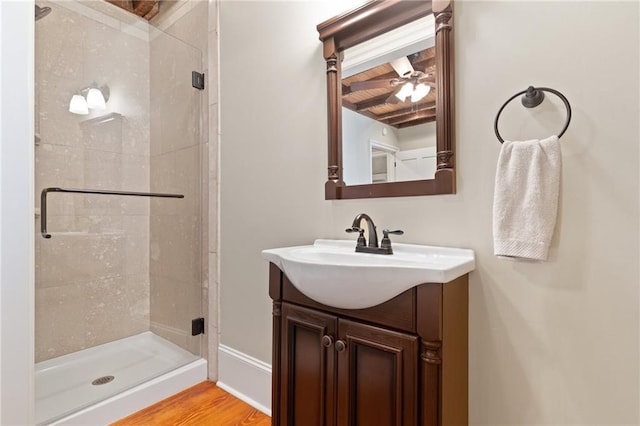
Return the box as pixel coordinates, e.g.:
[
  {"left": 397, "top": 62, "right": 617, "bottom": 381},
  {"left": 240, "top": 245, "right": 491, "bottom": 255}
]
[
  {"left": 69, "top": 85, "right": 110, "bottom": 115},
  {"left": 69, "top": 94, "right": 89, "bottom": 115}
]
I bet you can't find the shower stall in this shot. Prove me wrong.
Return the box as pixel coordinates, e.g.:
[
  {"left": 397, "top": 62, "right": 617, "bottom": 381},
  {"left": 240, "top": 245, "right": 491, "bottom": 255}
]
[{"left": 34, "top": 1, "right": 206, "bottom": 424}]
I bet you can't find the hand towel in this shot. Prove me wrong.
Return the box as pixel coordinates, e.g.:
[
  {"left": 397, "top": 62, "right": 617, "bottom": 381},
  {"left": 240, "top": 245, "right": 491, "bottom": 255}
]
[{"left": 493, "top": 135, "right": 561, "bottom": 261}]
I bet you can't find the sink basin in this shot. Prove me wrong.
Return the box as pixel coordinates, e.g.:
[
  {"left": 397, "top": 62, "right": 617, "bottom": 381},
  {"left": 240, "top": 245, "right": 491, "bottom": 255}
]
[{"left": 262, "top": 239, "right": 475, "bottom": 309}]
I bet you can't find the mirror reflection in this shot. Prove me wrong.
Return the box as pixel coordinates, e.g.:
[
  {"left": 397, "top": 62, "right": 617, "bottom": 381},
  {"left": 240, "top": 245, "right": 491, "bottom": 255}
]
[{"left": 341, "top": 15, "right": 436, "bottom": 185}]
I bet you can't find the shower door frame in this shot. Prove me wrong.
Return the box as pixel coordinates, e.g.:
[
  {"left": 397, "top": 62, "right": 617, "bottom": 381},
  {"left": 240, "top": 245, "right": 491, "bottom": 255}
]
[{"left": 0, "top": 0, "right": 36, "bottom": 424}]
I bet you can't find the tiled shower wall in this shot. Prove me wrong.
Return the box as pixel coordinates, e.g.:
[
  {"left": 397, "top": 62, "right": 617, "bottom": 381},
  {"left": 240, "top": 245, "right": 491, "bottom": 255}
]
[
  {"left": 34, "top": 0, "right": 211, "bottom": 363},
  {"left": 35, "top": 1, "right": 152, "bottom": 362}
]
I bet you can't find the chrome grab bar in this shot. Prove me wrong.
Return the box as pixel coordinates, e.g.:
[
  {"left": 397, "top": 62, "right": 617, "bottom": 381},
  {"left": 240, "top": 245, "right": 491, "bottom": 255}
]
[{"left": 40, "top": 187, "right": 184, "bottom": 239}]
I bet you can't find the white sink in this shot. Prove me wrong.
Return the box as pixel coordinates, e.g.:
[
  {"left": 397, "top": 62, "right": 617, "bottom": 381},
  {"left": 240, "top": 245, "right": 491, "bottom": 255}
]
[{"left": 262, "top": 239, "right": 475, "bottom": 309}]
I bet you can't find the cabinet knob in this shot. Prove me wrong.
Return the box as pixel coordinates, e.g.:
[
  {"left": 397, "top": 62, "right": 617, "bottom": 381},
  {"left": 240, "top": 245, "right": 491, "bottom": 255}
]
[
  {"left": 321, "top": 335, "right": 334, "bottom": 348},
  {"left": 335, "top": 340, "right": 347, "bottom": 352}
]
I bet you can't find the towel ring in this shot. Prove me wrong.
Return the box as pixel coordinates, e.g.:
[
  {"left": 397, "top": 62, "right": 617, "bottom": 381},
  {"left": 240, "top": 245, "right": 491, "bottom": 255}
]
[{"left": 494, "top": 86, "right": 572, "bottom": 143}]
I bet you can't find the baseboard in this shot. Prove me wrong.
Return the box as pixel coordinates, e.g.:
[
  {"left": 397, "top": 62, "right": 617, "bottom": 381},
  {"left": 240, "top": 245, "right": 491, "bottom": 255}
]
[
  {"left": 217, "top": 345, "right": 272, "bottom": 416},
  {"left": 50, "top": 359, "right": 207, "bottom": 426}
]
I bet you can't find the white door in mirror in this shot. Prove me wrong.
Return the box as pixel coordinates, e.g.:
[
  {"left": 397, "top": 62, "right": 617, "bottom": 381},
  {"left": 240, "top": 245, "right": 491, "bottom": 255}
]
[{"left": 395, "top": 146, "right": 436, "bottom": 181}]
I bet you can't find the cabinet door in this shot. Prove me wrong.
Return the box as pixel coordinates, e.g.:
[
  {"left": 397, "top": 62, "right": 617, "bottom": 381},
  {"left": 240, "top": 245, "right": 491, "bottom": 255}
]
[
  {"left": 281, "top": 303, "right": 338, "bottom": 426},
  {"left": 336, "top": 319, "right": 419, "bottom": 426}
]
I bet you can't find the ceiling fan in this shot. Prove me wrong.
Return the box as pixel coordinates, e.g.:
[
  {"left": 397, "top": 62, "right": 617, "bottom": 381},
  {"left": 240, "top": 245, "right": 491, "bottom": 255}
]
[{"left": 349, "top": 56, "right": 435, "bottom": 104}]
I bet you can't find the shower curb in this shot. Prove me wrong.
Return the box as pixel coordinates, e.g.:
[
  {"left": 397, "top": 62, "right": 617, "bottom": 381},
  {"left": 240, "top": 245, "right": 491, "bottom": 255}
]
[{"left": 48, "top": 359, "right": 207, "bottom": 425}]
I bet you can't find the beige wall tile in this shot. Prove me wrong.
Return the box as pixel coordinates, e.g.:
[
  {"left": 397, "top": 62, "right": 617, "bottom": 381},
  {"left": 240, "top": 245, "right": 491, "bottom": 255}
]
[
  {"left": 35, "top": 0, "right": 153, "bottom": 362},
  {"left": 206, "top": 251, "right": 218, "bottom": 380},
  {"left": 149, "top": 275, "right": 202, "bottom": 355},
  {"left": 122, "top": 113, "right": 151, "bottom": 157},
  {"left": 35, "top": 4, "right": 86, "bottom": 80},
  {"left": 35, "top": 273, "right": 149, "bottom": 362},
  {"left": 80, "top": 114, "right": 124, "bottom": 154},
  {"left": 150, "top": 87, "right": 201, "bottom": 155},
  {"left": 149, "top": 214, "right": 201, "bottom": 285},
  {"left": 207, "top": 29, "right": 218, "bottom": 105},
  {"left": 149, "top": 28, "right": 202, "bottom": 153},
  {"left": 35, "top": 143, "right": 84, "bottom": 195},
  {"left": 37, "top": 232, "right": 127, "bottom": 288},
  {"left": 149, "top": 1, "right": 192, "bottom": 32},
  {"left": 201, "top": 287, "right": 209, "bottom": 362},
  {"left": 208, "top": 103, "right": 218, "bottom": 170},
  {"left": 83, "top": 150, "right": 149, "bottom": 192},
  {"left": 36, "top": 73, "right": 85, "bottom": 148},
  {"left": 150, "top": 146, "right": 201, "bottom": 215},
  {"left": 161, "top": 0, "right": 208, "bottom": 58},
  {"left": 83, "top": 273, "right": 150, "bottom": 348},
  {"left": 35, "top": 283, "right": 87, "bottom": 362},
  {"left": 208, "top": 177, "right": 217, "bottom": 254},
  {"left": 207, "top": 104, "right": 217, "bottom": 254}
]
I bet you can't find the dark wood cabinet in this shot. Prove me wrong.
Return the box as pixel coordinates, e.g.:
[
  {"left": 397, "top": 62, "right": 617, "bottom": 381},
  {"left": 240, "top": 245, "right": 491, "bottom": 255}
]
[
  {"left": 280, "top": 303, "right": 337, "bottom": 426},
  {"left": 269, "top": 263, "right": 468, "bottom": 426},
  {"left": 336, "top": 318, "right": 419, "bottom": 426}
]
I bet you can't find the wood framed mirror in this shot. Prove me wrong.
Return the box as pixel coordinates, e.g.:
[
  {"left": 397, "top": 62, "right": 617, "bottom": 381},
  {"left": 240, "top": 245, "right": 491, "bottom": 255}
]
[{"left": 317, "top": 0, "right": 454, "bottom": 199}]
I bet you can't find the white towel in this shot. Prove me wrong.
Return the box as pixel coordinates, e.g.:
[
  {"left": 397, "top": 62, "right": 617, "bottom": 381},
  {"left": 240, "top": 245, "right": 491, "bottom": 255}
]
[{"left": 493, "top": 135, "right": 561, "bottom": 261}]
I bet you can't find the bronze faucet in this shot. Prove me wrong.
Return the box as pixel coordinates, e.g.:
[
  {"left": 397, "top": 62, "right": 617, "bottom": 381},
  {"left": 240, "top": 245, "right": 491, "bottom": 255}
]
[{"left": 345, "top": 213, "right": 403, "bottom": 255}]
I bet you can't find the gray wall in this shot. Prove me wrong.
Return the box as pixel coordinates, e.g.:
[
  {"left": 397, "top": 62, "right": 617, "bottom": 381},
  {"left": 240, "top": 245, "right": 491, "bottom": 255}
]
[
  {"left": 220, "top": 1, "right": 639, "bottom": 424},
  {"left": 342, "top": 108, "right": 400, "bottom": 185}
]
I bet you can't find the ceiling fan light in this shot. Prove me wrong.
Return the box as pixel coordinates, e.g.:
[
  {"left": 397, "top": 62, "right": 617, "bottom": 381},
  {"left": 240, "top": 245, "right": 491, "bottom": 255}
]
[
  {"left": 411, "top": 83, "right": 431, "bottom": 102},
  {"left": 395, "top": 82, "right": 414, "bottom": 102}
]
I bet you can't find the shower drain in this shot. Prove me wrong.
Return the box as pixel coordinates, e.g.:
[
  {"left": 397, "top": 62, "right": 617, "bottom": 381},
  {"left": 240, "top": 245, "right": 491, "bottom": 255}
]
[{"left": 91, "top": 375, "right": 115, "bottom": 386}]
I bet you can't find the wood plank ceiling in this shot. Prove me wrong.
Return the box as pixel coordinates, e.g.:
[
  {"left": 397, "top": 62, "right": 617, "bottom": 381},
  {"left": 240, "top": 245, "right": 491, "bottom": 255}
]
[
  {"left": 342, "top": 47, "right": 436, "bottom": 129},
  {"left": 105, "top": 0, "right": 160, "bottom": 20}
]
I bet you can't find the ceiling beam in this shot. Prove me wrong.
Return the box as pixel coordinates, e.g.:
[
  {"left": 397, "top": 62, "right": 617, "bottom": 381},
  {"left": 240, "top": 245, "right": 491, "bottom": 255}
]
[
  {"left": 395, "top": 115, "right": 436, "bottom": 128},
  {"left": 412, "top": 56, "right": 436, "bottom": 73},
  {"left": 386, "top": 109, "right": 436, "bottom": 126},
  {"left": 374, "top": 101, "right": 435, "bottom": 120},
  {"left": 352, "top": 93, "right": 394, "bottom": 111}
]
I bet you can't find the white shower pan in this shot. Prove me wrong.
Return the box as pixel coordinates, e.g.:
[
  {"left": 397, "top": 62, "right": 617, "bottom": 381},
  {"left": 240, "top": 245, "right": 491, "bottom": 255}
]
[{"left": 35, "top": 332, "right": 207, "bottom": 425}]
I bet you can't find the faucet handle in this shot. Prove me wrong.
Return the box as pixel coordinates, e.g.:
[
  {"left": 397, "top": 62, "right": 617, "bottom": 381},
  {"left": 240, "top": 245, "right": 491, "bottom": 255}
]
[
  {"left": 382, "top": 229, "right": 404, "bottom": 237},
  {"left": 381, "top": 229, "right": 404, "bottom": 251},
  {"left": 345, "top": 227, "right": 367, "bottom": 247}
]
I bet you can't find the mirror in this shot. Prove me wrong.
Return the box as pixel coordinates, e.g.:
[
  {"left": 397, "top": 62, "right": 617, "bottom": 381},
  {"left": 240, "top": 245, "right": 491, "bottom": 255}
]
[
  {"left": 317, "top": 0, "right": 455, "bottom": 199},
  {"left": 342, "top": 26, "right": 437, "bottom": 185}
]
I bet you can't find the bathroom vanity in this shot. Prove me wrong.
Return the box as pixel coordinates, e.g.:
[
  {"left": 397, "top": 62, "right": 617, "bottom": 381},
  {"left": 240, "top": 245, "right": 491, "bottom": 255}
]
[{"left": 267, "top": 258, "right": 469, "bottom": 426}]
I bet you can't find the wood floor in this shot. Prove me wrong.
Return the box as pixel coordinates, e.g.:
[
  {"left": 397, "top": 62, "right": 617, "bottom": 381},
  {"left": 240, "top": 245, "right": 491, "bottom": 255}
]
[{"left": 111, "top": 381, "right": 271, "bottom": 426}]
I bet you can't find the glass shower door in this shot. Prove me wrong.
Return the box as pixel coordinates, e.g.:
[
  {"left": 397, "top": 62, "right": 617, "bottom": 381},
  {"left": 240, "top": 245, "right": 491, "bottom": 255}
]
[
  {"left": 34, "top": 1, "right": 204, "bottom": 423},
  {"left": 148, "top": 25, "right": 204, "bottom": 358}
]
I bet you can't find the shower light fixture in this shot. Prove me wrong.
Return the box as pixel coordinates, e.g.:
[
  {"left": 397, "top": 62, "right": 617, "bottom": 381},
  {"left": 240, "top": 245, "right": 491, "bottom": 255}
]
[
  {"left": 69, "top": 95, "right": 89, "bottom": 115},
  {"left": 86, "top": 88, "right": 106, "bottom": 110},
  {"left": 69, "top": 85, "right": 109, "bottom": 115}
]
